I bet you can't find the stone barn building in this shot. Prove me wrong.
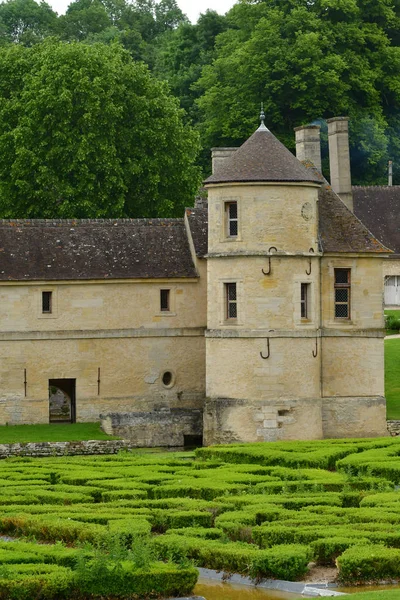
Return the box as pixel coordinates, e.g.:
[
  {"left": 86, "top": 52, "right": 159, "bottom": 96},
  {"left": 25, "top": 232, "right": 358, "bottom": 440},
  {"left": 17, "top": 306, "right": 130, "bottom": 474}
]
[{"left": 0, "top": 116, "right": 393, "bottom": 444}]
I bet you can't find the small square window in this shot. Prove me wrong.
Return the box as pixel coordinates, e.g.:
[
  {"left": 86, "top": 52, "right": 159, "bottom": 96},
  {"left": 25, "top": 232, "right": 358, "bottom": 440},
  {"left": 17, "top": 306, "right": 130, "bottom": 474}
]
[
  {"left": 225, "top": 283, "right": 237, "bottom": 320},
  {"left": 225, "top": 202, "right": 238, "bottom": 237},
  {"left": 334, "top": 268, "right": 351, "bottom": 319},
  {"left": 301, "top": 283, "right": 310, "bottom": 319},
  {"left": 42, "top": 291, "right": 52, "bottom": 314},
  {"left": 160, "top": 289, "right": 170, "bottom": 312}
]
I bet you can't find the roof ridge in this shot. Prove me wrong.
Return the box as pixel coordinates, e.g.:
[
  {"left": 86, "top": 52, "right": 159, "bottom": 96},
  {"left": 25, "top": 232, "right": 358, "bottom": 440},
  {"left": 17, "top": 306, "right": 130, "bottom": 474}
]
[
  {"left": 352, "top": 185, "right": 400, "bottom": 189},
  {"left": 0, "top": 218, "right": 184, "bottom": 227}
]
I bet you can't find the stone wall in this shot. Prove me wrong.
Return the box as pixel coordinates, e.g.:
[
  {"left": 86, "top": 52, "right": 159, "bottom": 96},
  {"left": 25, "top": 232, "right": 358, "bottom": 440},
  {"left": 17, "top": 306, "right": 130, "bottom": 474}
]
[
  {"left": 0, "top": 334, "right": 205, "bottom": 425},
  {"left": 387, "top": 420, "right": 400, "bottom": 436},
  {"left": 100, "top": 409, "right": 203, "bottom": 447},
  {"left": 203, "top": 397, "right": 323, "bottom": 445},
  {"left": 0, "top": 439, "right": 135, "bottom": 459},
  {"left": 0, "top": 276, "right": 207, "bottom": 426}
]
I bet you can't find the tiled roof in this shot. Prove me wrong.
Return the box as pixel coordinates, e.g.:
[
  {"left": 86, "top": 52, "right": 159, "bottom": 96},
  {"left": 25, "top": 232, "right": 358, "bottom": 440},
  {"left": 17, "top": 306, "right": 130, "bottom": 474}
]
[
  {"left": 204, "top": 125, "right": 321, "bottom": 185},
  {"left": 0, "top": 219, "right": 198, "bottom": 281},
  {"left": 318, "top": 186, "right": 390, "bottom": 253},
  {"left": 353, "top": 186, "right": 400, "bottom": 255},
  {"left": 186, "top": 207, "right": 208, "bottom": 258}
]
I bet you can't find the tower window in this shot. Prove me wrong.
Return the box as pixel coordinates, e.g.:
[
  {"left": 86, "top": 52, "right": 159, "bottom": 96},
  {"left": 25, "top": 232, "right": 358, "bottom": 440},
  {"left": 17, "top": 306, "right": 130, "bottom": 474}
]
[
  {"left": 160, "top": 289, "right": 170, "bottom": 312},
  {"left": 225, "top": 283, "right": 237, "bottom": 319},
  {"left": 225, "top": 202, "right": 238, "bottom": 237},
  {"left": 42, "top": 291, "right": 52, "bottom": 314},
  {"left": 301, "top": 283, "right": 310, "bottom": 319},
  {"left": 334, "top": 269, "right": 351, "bottom": 319}
]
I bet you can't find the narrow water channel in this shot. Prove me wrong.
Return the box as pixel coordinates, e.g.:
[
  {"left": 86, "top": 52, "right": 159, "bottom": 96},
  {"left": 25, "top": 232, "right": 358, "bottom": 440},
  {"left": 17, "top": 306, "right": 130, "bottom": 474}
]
[
  {"left": 195, "top": 578, "right": 400, "bottom": 599},
  {"left": 194, "top": 579, "right": 302, "bottom": 600}
]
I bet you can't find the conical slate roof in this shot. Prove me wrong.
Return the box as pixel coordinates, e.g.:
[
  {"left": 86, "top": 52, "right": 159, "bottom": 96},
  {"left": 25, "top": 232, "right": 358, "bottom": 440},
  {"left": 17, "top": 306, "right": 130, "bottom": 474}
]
[{"left": 205, "top": 124, "right": 321, "bottom": 185}]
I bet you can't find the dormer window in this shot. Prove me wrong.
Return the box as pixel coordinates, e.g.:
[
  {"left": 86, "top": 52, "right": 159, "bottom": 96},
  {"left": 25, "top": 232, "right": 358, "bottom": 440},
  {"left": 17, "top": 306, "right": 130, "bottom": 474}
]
[{"left": 225, "top": 202, "right": 238, "bottom": 237}]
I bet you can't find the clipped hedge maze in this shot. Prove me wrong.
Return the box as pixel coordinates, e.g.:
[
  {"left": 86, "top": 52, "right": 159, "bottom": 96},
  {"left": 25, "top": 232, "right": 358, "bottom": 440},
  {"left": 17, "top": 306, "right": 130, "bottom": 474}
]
[{"left": 1, "top": 437, "right": 400, "bottom": 595}]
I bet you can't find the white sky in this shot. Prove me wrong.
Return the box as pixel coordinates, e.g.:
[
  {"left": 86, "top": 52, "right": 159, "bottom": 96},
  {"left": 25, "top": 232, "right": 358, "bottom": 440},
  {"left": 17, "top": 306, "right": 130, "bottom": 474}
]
[
  {"left": 47, "top": 0, "right": 237, "bottom": 21},
  {"left": 177, "top": 0, "right": 237, "bottom": 23}
]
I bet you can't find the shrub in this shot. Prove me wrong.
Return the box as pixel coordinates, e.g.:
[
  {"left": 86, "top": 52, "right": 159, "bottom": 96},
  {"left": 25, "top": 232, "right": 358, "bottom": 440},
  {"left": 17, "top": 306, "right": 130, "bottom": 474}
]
[
  {"left": 107, "top": 518, "right": 152, "bottom": 548},
  {"left": 152, "top": 534, "right": 311, "bottom": 580},
  {"left": 311, "top": 537, "right": 371, "bottom": 566},
  {"left": 337, "top": 545, "right": 400, "bottom": 583},
  {"left": 0, "top": 515, "right": 106, "bottom": 544},
  {"left": 0, "top": 563, "right": 74, "bottom": 600},
  {"left": 385, "top": 314, "right": 400, "bottom": 332},
  {"left": 166, "top": 527, "right": 224, "bottom": 540},
  {"left": 75, "top": 561, "right": 198, "bottom": 599}
]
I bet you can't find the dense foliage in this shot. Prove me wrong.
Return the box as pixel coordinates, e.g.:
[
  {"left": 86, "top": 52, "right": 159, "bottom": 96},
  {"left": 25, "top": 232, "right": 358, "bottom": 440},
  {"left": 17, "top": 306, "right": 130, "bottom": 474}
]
[
  {"left": 0, "top": 40, "right": 201, "bottom": 218},
  {"left": 195, "top": 0, "right": 400, "bottom": 182},
  {"left": 1, "top": 437, "right": 400, "bottom": 594},
  {"left": 0, "top": 0, "right": 399, "bottom": 215}
]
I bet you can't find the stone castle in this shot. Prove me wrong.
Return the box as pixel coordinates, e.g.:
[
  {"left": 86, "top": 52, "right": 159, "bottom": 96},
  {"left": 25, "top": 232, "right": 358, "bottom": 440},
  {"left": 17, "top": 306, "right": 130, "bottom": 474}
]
[{"left": 0, "top": 116, "right": 396, "bottom": 445}]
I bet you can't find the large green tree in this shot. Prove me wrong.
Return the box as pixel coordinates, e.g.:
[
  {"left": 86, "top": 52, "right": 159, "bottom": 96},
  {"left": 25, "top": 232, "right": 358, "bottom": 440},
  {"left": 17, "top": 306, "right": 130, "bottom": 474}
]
[
  {"left": 154, "top": 10, "right": 227, "bottom": 119},
  {"left": 0, "top": 40, "right": 201, "bottom": 218},
  {"left": 195, "top": 0, "right": 400, "bottom": 183},
  {"left": 0, "top": 0, "right": 58, "bottom": 45}
]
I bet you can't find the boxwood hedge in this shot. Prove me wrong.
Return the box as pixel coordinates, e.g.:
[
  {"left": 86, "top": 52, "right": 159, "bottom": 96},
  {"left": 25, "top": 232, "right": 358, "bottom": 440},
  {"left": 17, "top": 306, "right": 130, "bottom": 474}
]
[{"left": 0, "top": 436, "right": 400, "bottom": 593}]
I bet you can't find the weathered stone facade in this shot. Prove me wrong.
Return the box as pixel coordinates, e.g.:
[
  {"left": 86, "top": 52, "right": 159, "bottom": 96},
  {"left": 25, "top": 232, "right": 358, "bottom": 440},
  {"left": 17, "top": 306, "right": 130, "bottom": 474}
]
[
  {"left": 100, "top": 409, "right": 203, "bottom": 447},
  {"left": 0, "top": 117, "right": 394, "bottom": 444}
]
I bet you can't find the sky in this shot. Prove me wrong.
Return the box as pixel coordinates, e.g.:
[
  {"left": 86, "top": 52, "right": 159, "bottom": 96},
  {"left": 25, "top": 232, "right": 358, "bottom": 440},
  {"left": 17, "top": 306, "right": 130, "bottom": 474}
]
[
  {"left": 46, "top": 0, "right": 238, "bottom": 21},
  {"left": 177, "top": 0, "right": 237, "bottom": 23}
]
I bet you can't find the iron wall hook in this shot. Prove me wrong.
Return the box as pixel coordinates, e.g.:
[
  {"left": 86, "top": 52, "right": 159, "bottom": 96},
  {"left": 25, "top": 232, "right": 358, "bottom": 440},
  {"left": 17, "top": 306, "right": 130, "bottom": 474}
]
[
  {"left": 262, "top": 247, "right": 278, "bottom": 276},
  {"left": 260, "top": 338, "right": 270, "bottom": 359},
  {"left": 312, "top": 338, "right": 318, "bottom": 358},
  {"left": 305, "top": 248, "right": 314, "bottom": 276}
]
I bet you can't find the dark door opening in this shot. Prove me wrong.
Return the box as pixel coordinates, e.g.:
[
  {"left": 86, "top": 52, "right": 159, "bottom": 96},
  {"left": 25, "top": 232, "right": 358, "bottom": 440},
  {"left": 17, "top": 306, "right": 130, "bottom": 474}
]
[
  {"left": 183, "top": 435, "right": 203, "bottom": 449},
  {"left": 49, "top": 379, "right": 76, "bottom": 423}
]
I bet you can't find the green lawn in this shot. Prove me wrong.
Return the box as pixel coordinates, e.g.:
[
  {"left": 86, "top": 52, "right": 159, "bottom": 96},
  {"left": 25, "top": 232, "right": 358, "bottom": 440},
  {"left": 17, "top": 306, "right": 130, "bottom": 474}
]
[
  {"left": 332, "top": 592, "right": 400, "bottom": 600},
  {"left": 385, "top": 310, "right": 400, "bottom": 318},
  {"left": 0, "top": 422, "right": 120, "bottom": 444},
  {"left": 385, "top": 338, "right": 400, "bottom": 419}
]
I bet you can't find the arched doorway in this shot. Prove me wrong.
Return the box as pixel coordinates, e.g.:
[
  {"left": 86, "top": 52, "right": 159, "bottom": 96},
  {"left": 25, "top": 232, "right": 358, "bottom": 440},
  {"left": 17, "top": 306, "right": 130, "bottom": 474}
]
[{"left": 49, "top": 379, "right": 76, "bottom": 423}]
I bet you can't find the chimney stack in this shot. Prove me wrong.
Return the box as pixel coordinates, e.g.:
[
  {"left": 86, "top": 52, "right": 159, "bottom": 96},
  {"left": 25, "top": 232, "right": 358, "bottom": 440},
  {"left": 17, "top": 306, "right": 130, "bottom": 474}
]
[
  {"left": 327, "top": 117, "right": 353, "bottom": 212},
  {"left": 211, "top": 147, "right": 237, "bottom": 175},
  {"left": 294, "top": 125, "right": 322, "bottom": 173}
]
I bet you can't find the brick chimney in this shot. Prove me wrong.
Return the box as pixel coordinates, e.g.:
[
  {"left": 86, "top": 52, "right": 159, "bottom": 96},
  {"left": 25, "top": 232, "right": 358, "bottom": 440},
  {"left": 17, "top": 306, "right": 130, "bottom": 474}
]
[
  {"left": 327, "top": 117, "right": 353, "bottom": 212},
  {"left": 211, "top": 148, "right": 237, "bottom": 174},
  {"left": 294, "top": 125, "right": 322, "bottom": 173}
]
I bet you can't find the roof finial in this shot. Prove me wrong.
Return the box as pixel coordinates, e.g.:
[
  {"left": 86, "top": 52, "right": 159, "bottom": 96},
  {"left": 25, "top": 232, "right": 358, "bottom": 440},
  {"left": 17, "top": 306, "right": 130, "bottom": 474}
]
[
  {"left": 260, "top": 102, "right": 265, "bottom": 126},
  {"left": 258, "top": 102, "right": 269, "bottom": 131}
]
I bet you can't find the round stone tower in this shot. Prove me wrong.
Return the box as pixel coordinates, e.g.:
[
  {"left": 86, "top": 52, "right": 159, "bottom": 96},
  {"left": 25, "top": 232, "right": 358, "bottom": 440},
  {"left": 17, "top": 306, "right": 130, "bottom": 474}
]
[{"left": 203, "top": 119, "right": 324, "bottom": 444}]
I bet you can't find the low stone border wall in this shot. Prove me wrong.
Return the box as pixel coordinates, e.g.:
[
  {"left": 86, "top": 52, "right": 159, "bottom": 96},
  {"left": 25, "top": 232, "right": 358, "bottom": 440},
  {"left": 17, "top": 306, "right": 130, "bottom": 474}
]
[
  {"left": 387, "top": 420, "right": 400, "bottom": 436},
  {"left": 197, "top": 568, "right": 345, "bottom": 597},
  {"left": 0, "top": 439, "right": 137, "bottom": 459},
  {"left": 0, "top": 421, "right": 399, "bottom": 458}
]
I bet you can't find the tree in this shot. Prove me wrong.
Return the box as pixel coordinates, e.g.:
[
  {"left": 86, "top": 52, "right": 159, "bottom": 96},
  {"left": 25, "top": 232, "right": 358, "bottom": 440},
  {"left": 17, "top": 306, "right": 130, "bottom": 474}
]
[
  {"left": 154, "top": 10, "right": 227, "bottom": 121},
  {"left": 195, "top": 0, "right": 400, "bottom": 183},
  {"left": 0, "top": 0, "right": 58, "bottom": 45},
  {"left": 58, "top": 0, "right": 112, "bottom": 41},
  {"left": 0, "top": 40, "right": 201, "bottom": 218}
]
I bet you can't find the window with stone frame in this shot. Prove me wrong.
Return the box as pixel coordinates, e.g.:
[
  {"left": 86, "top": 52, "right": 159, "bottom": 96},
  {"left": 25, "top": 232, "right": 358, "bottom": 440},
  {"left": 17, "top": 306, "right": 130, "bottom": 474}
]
[
  {"left": 160, "top": 289, "right": 170, "bottom": 312},
  {"left": 301, "top": 283, "right": 310, "bottom": 319},
  {"left": 225, "top": 201, "right": 238, "bottom": 237},
  {"left": 334, "top": 268, "right": 351, "bottom": 319},
  {"left": 225, "top": 282, "right": 237, "bottom": 320},
  {"left": 42, "top": 291, "right": 52, "bottom": 314}
]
